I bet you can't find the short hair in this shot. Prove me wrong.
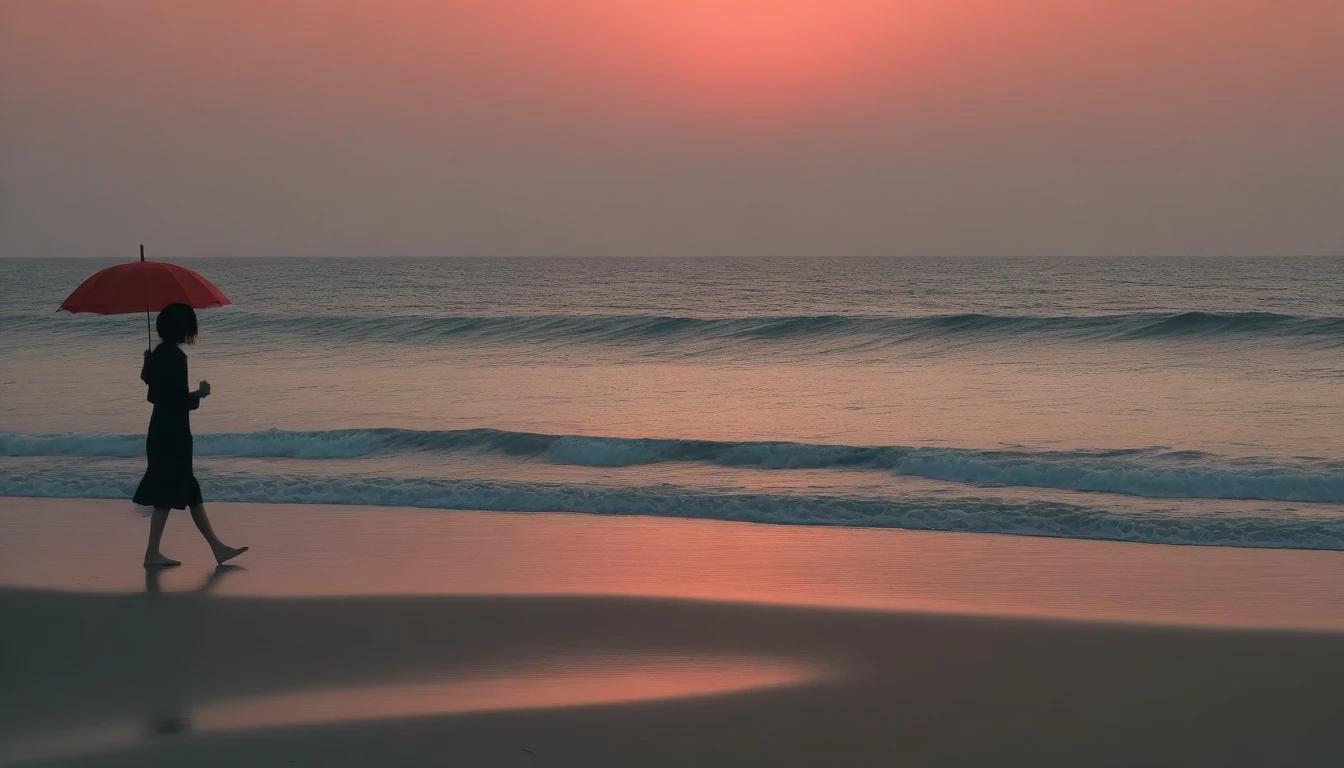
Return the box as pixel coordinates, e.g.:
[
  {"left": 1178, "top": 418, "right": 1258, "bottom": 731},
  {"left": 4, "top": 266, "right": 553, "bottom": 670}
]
[{"left": 156, "top": 303, "right": 199, "bottom": 344}]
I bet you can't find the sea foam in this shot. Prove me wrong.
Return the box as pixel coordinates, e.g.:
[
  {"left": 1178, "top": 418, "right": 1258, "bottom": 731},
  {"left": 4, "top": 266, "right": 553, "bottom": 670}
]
[
  {"left": 4, "top": 428, "right": 1342, "bottom": 504},
  {"left": 1, "top": 464, "right": 1341, "bottom": 550}
]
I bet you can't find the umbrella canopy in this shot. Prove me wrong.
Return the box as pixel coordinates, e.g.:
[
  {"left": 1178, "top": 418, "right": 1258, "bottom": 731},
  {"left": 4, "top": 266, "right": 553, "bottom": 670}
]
[
  {"left": 60, "top": 248, "right": 230, "bottom": 315},
  {"left": 59, "top": 246, "right": 231, "bottom": 345}
]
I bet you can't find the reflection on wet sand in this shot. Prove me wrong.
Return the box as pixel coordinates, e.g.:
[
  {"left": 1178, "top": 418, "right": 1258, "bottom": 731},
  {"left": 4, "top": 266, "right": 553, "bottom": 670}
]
[
  {"left": 199, "top": 653, "right": 824, "bottom": 732},
  {"left": 140, "top": 565, "right": 243, "bottom": 741},
  {"left": 2, "top": 568, "right": 826, "bottom": 765},
  {"left": 143, "top": 563, "right": 243, "bottom": 596},
  {"left": 6, "top": 649, "right": 822, "bottom": 764},
  {"left": 6, "top": 586, "right": 1344, "bottom": 766}
]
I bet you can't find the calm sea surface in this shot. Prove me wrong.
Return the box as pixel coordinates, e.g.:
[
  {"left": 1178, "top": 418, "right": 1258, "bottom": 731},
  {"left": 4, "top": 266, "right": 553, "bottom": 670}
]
[{"left": 2, "top": 257, "right": 1343, "bottom": 548}]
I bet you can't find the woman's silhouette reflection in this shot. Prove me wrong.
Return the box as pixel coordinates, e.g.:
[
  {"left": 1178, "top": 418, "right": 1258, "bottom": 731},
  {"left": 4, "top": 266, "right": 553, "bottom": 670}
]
[
  {"left": 144, "top": 564, "right": 241, "bottom": 595},
  {"left": 141, "top": 565, "right": 243, "bottom": 737}
]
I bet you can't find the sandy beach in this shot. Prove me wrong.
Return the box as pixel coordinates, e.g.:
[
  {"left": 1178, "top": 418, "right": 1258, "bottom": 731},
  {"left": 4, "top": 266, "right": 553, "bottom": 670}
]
[{"left": 4, "top": 497, "right": 1344, "bottom": 767}]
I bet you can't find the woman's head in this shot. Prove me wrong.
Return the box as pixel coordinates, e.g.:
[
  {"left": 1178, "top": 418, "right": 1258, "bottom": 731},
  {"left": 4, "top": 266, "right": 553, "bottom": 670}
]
[{"left": 156, "top": 303, "right": 199, "bottom": 344}]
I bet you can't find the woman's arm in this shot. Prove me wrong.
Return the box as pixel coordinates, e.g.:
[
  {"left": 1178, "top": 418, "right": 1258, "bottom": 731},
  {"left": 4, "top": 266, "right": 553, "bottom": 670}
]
[{"left": 179, "top": 353, "right": 203, "bottom": 411}]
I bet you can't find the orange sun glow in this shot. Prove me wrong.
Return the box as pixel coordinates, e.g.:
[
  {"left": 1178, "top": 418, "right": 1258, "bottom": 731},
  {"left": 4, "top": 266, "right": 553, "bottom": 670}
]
[{"left": 569, "top": 0, "right": 900, "bottom": 119}]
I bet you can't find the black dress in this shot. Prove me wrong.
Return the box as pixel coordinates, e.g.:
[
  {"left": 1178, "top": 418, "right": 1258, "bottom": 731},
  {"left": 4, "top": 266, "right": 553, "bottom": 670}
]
[{"left": 132, "top": 343, "right": 203, "bottom": 510}]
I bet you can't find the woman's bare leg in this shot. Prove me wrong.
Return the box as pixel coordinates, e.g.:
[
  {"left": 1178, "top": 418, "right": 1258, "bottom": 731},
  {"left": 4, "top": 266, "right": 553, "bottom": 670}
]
[
  {"left": 189, "top": 502, "right": 248, "bottom": 564},
  {"left": 144, "top": 508, "right": 180, "bottom": 567}
]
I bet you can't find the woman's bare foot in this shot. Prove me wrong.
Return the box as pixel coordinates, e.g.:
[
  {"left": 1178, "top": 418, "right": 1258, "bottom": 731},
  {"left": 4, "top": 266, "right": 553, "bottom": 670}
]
[
  {"left": 144, "top": 554, "right": 181, "bottom": 568},
  {"left": 213, "top": 545, "right": 248, "bottom": 566}
]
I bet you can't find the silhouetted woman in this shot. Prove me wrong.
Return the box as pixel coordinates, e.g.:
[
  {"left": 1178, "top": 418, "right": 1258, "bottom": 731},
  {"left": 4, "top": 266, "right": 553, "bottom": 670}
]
[{"left": 134, "top": 302, "right": 247, "bottom": 567}]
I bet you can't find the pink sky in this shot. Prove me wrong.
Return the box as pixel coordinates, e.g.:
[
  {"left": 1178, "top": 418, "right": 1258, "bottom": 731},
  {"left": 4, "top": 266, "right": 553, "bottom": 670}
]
[{"left": 2, "top": 0, "right": 1341, "bottom": 257}]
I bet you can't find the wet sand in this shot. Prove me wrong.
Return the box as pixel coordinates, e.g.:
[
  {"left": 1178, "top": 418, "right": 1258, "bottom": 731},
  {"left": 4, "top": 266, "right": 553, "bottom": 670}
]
[{"left": 3, "top": 497, "right": 1344, "bottom": 766}]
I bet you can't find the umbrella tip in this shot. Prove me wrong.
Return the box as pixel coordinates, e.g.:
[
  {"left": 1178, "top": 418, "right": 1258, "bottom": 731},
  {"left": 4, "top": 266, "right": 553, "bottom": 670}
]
[{"left": 140, "top": 244, "right": 145, "bottom": 262}]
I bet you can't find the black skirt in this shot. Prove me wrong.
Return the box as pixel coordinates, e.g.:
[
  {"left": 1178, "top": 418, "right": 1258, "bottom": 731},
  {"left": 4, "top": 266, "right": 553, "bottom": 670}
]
[
  {"left": 132, "top": 407, "right": 203, "bottom": 510},
  {"left": 133, "top": 476, "right": 202, "bottom": 510}
]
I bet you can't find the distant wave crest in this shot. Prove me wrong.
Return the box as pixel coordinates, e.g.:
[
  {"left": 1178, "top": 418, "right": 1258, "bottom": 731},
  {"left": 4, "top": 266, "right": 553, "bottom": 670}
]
[
  {"left": 9, "top": 311, "right": 1344, "bottom": 350},
  {"left": 4, "top": 428, "right": 1342, "bottom": 504}
]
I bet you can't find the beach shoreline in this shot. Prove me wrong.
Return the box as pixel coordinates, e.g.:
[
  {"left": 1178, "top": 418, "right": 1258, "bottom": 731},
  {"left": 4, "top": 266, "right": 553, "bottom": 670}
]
[
  {"left": 4, "top": 497, "right": 1344, "bottom": 765},
  {"left": 4, "top": 497, "right": 1344, "bottom": 627}
]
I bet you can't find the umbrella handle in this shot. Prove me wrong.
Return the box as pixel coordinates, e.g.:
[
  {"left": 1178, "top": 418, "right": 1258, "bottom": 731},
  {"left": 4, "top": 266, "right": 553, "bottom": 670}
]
[{"left": 142, "top": 245, "right": 151, "bottom": 349}]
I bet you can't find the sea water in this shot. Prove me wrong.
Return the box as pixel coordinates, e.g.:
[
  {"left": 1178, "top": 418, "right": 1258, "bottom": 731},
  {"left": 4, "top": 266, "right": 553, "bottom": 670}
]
[{"left": 2, "top": 257, "right": 1342, "bottom": 549}]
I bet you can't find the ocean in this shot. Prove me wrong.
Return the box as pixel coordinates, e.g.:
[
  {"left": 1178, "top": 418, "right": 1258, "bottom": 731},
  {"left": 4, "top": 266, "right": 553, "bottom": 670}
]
[{"left": 2, "top": 256, "right": 1342, "bottom": 549}]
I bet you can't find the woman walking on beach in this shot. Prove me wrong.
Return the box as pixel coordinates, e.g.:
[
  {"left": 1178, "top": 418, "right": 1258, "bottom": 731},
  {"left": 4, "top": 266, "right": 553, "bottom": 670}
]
[{"left": 134, "top": 302, "right": 247, "bottom": 567}]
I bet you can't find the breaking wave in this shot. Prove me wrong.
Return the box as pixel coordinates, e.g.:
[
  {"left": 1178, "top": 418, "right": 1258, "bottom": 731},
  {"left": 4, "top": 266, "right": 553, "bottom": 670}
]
[
  {"left": 4, "top": 428, "right": 1342, "bottom": 504},
  {"left": 1, "top": 464, "right": 1341, "bottom": 550}
]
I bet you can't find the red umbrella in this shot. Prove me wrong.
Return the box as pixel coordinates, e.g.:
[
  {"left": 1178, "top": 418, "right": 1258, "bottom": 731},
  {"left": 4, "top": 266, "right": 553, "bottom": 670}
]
[{"left": 59, "top": 245, "right": 231, "bottom": 347}]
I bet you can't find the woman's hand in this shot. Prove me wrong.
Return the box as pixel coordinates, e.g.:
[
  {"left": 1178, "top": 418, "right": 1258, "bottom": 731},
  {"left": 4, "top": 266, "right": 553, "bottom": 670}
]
[{"left": 197, "top": 380, "right": 212, "bottom": 398}]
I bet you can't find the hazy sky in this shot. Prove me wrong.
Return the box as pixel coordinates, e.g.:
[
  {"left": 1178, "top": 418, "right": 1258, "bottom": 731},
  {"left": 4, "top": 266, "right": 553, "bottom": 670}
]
[{"left": 2, "top": 0, "right": 1342, "bottom": 258}]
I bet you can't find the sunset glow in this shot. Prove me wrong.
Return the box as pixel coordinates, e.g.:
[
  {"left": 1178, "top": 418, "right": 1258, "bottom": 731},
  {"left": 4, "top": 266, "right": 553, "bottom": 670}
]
[
  {"left": 4, "top": 1, "right": 1344, "bottom": 766},
  {"left": 576, "top": 0, "right": 896, "bottom": 118},
  {"left": 2, "top": 0, "right": 1341, "bottom": 257}
]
